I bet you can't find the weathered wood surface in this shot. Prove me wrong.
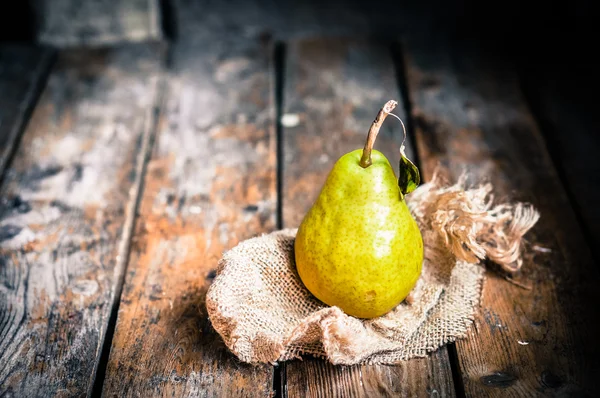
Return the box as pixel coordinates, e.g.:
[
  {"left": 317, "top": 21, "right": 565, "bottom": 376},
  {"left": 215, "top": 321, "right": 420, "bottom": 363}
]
[
  {"left": 0, "top": 46, "right": 54, "bottom": 180},
  {"left": 285, "top": 358, "right": 454, "bottom": 397},
  {"left": 0, "top": 44, "right": 163, "bottom": 397},
  {"left": 101, "top": 18, "right": 276, "bottom": 398},
  {"left": 33, "top": 0, "right": 161, "bottom": 47},
  {"left": 521, "top": 65, "right": 600, "bottom": 249},
  {"left": 281, "top": 38, "right": 455, "bottom": 398},
  {"left": 403, "top": 34, "right": 600, "bottom": 396}
]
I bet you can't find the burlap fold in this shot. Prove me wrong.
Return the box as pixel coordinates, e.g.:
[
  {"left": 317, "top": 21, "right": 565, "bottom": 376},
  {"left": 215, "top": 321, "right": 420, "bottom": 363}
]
[{"left": 206, "top": 173, "right": 539, "bottom": 365}]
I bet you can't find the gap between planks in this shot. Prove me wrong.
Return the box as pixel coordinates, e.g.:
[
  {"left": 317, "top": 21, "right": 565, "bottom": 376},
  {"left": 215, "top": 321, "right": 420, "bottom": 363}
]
[
  {"left": 91, "top": 68, "right": 169, "bottom": 397},
  {"left": 280, "top": 37, "right": 455, "bottom": 398},
  {"left": 0, "top": 43, "right": 166, "bottom": 397},
  {"left": 273, "top": 40, "right": 287, "bottom": 398},
  {"left": 401, "top": 32, "right": 599, "bottom": 396},
  {"left": 0, "top": 48, "right": 56, "bottom": 186},
  {"left": 390, "top": 39, "right": 465, "bottom": 398},
  {"left": 99, "top": 23, "right": 277, "bottom": 396}
]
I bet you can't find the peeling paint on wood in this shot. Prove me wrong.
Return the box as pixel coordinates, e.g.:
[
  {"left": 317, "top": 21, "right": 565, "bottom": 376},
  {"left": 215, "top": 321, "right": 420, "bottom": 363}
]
[
  {"left": 403, "top": 33, "right": 600, "bottom": 397},
  {"left": 282, "top": 38, "right": 455, "bottom": 398},
  {"left": 102, "top": 15, "right": 276, "bottom": 397},
  {"left": 0, "top": 43, "right": 164, "bottom": 397}
]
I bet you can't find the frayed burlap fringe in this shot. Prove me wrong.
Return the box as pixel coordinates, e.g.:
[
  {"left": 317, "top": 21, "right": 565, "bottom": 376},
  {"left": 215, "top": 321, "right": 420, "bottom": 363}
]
[{"left": 206, "top": 173, "right": 539, "bottom": 365}]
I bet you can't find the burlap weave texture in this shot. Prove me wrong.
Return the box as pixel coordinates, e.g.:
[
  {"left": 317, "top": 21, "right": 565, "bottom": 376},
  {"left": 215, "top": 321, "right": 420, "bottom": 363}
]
[{"left": 206, "top": 173, "right": 539, "bottom": 365}]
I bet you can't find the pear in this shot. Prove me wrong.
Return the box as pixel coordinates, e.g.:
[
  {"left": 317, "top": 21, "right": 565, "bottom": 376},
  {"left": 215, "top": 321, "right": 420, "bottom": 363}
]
[{"left": 295, "top": 100, "right": 423, "bottom": 319}]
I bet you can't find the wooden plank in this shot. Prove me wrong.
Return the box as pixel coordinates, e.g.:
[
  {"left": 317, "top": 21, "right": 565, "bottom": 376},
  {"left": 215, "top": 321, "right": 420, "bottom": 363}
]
[
  {"left": 403, "top": 34, "right": 600, "bottom": 396},
  {"left": 32, "top": 0, "right": 161, "bottom": 47},
  {"left": 285, "top": 358, "right": 454, "bottom": 397},
  {"left": 282, "top": 38, "right": 455, "bottom": 398},
  {"left": 101, "top": 17, "right": 276, "bottom": 398},
  {"left": 0, "top": 44, "right": 164, "bottom": 397},
  {"left": 520, "top": 63, "right": 600, "bottom": 248},
  {"left": 0, "top": 46, "right": 54, "bottom": 179}
]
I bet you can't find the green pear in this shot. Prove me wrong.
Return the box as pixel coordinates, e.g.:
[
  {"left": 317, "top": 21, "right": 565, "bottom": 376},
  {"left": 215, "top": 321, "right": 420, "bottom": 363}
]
[{"left": 295, "top": 100, "right": 423, "bottom": 319}]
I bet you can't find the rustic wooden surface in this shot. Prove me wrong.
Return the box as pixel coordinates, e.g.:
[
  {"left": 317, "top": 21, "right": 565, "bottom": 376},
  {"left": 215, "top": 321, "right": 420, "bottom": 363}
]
[
  {"left": 281, "top": 38, "right": 455, "bottom": 398},
  {"left": 101, "top": 21, "right": 276, "bottom": 398},
  {"left": 33, "top": 0, "right": 161, "bottom": 47},
  {"left": 0, "top": 44, "right": 163, "bottom": 397},
  {"left": 0, "top": 46, "right": 54, "bottom": 180},
  {"left": 403, "top": 34, "right": 600, "bottom": 397},
  {"left": 1, "top": 4, "right": 598, "bottom": 395}
]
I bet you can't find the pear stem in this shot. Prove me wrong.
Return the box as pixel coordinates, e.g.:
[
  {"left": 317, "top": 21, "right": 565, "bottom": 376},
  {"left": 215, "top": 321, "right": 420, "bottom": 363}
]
[{"left": 359, "top": 100, "right": 398, "bottom": 168}]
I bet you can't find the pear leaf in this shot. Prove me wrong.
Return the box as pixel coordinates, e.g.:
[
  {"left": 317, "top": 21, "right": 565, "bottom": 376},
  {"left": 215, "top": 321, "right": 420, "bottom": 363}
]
[{"left": 398, "top": 146, "right": 420, "bottom": 195}]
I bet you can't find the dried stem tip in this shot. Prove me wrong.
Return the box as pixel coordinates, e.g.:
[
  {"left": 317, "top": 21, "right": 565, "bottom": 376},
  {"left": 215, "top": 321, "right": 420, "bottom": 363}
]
[{"left": 359, "top": 100, "right": 398, "bottom": 168}]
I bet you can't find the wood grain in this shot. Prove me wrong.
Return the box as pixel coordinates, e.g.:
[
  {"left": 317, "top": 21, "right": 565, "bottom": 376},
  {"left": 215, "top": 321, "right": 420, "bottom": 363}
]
[
  {"left": 282, "top": 38, "right": 455, "bottom": 398},
  {"left": 0, "top": 46, "right": 54, "bottom": 180},
  {"left": 0, "top": 44, "right": 164, "bottom": 397},
  {"left": 101, "top": 20, "right": 276, "bottom": 398},
  {"left": 403, "top": 34, "right": 600, "bottom": 397},
  {"left": 32, "top": 0, "right": 161, "bottom": 47},
  {"left": 285, "top": 357, "right": 454, "bottom": 397}
]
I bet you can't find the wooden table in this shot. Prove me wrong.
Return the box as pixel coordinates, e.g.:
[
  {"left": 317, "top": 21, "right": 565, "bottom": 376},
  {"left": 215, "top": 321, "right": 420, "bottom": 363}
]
[{"left": 1, "top": 3, "right": 599, "bottom": 397}]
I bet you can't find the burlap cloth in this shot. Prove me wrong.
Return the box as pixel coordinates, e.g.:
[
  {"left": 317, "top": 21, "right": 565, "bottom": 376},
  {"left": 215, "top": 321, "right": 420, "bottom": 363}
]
[{"left": 206, "top": 173, "right": 539, "bottom": 365}]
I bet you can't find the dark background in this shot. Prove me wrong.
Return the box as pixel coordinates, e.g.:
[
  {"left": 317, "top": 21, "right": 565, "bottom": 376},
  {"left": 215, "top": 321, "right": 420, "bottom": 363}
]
[
  {"left": 1, "top": 0, "right": 596, "bottom": 94},
  {"left": 1, "top": 0, "right": 596, "bottom": 125},
  {"left": 1, "top": 0, "right": 598, "bottom": 244}
]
